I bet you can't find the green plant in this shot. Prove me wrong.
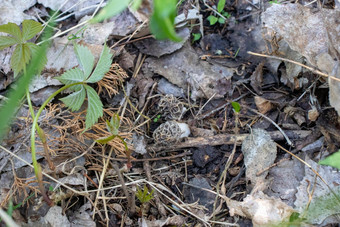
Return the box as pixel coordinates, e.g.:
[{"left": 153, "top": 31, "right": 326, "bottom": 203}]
[
  {"left": 191, "top": 33, "right": 201, "bottom": 43},
  {"left": 319, "top": 150, "right": 340, "bottom": 169},
  {"left": 269, "top": 0, "right": 280, "bottom": 4},
  {"left": 96, "top": 113, "right": 131, "bottom": 167},
  {"left": 136, "top": 185, "right": 154, "bottom": 204},
  {"left": 231, "top": 101, "right": 241, "bottom": 113},
  {"left": 0, "top": 17, "right": 55, "bottom": 141},
  {"left": 150, "top": 0, "right": 182, "bottom": 42},
  {"left": 91, "top": 0, "right": 182, "bottom": 42},
  {"left": 153, "top": 114, "right": 161, "bottom": 123},
  {"left": 55, "top": 43, "right": 112, "bottom": 130},
  {"left": 0, "top": 20, "right": 45, "bottom": 77},
  {"left": 207, "top": 0, "right": 231, "bottom": 25}
]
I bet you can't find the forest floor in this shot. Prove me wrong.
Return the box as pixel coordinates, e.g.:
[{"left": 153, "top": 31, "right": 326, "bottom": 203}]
[{"left": 1, "top": 0, "right": 340, "bottom": 226}]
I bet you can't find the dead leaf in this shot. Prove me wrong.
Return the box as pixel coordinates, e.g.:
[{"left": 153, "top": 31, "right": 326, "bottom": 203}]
[
  {"left": 254, "top": 96, "right": 272, "bottom": 114},
  {"left": 44, "top": 206, "right": 71, "bottom": 227},
  {"left": 227, "top": 191, "right": 294, "bottom": 226},
  {"left": 308, "top": 106, "right": 319, "bottom": 122},
  {"left": 241, "top": 128, "right": 277, "bottom": 189},
  {"left": 250, "top": 62, "right": 264, "bottom": 95},
  {"left": 134, "top": 28, "right": 190, "bottom": 58}
]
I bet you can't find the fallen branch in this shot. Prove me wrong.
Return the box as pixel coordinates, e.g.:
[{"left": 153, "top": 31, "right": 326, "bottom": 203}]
[{"left": 148, "top": 130, "right": 311, "bottom": 152}]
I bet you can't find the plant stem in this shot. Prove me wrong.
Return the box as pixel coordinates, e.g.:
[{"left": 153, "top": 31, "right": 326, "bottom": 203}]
[{"left": 30, "top": 82, "right": 83, "bottom": 182}]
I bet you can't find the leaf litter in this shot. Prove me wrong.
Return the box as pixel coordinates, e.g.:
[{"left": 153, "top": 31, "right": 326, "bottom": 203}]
[{"left": 1, "top": 0, "right": 340, "bottom": 226}]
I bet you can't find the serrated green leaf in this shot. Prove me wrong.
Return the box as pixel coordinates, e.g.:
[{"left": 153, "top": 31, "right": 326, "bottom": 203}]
[
  {"left": 11, "top": 44, "right": 31, "bottom": 77},
  {"left": 217, "top": 0, "right": 226, "bottom": 13},
  {"left": 75, "top": 44, "right": 95, "bottom": 79},
  {"left": 96, "top": 134, "right": 116, "bottom": 144},
  {"left": 84, "top": 85, "right": 103, "bottom": 130},
  {"left": 91, "top": 0, "right": 130, "bottom": 23},
  {"left": 86, "top": 44, "right": 112, "bottom": 83},
  {"left": 0, "top": 36, "right": 18, "bottom": 50},
  {"left": 60, "top": 86, "right": 86, "bottom": 111},
  {"left": 207, "top": 15, "right": 218, "bottom": 25},
  {"left": 150, "top": 0, "right": 182, "bottom": 42},
  {"left": 0, "top": 13, "right": 55, "bottom": 141},
  {"left": 22, "top": 20, "right": 43, "bottom": 41},
  {"left": 0, "top": 22, "right": 22, "bottom": 42},
  {"left": 26, "top": 43, "right": 47, "bottom": 72},
  {"left": 55, "top": 68, "right": 86, "bottom": 91},
  {"left": 319, "top": 150, "right": 340, "bottom": 170}
]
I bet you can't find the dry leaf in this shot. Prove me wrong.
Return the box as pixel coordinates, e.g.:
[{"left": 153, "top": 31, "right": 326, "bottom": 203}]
[
  {"left": 254, "top": 96, "right": 272, "bottom": 114},
  {"left": 227, "top": 191, "right": 294, "bottom": 226}
]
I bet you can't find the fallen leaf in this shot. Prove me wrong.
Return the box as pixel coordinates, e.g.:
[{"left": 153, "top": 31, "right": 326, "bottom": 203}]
[{"left": 254, "top": 96, "right": 272, "bottom": 114}]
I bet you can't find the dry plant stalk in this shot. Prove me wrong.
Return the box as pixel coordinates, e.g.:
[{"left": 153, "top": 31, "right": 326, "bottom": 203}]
[
  {"left": 97, "top": 63, "right": 129, "bottom": 98},
  {"left": 1, "top": 166, "right": 40, "bottom": 207}
]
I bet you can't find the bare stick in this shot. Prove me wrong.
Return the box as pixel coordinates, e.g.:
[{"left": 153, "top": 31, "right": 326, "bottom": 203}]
[
  {"left": 247, "top": 51, "right": 340, "bottom": 82},
  {"left": 241, "top": 105, "right": 294, "bottom": 147}
]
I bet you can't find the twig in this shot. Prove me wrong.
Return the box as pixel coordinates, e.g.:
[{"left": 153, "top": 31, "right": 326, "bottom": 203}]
[
  {"left": 112, "top": 161, "right": 135, "bottom": 215},
  {"left": 195, "top": 94, "right": 248, "bottom": 120},
  {"left": 196, "top": 93, "right": 216, "bottom": 116},
  {"left": 202, "top": 0, "right": 228, "bottom": 21},
  {"left": 241, "top": 105, "right": 294, "bottom": 147},
  {"left": 92, "top": 147, "right": 114, "bottom": 220},
  {"left": 143, "top": 158, "right": 167, "bottom": 216},
  {"left": 145, "top": 180, "right": 211, "bottom": 226},
  {"left": 148, "top": 130, "right": 310, "bottom": 152},
  {"left": 276, "top": 143, "right": 340, "bottom": 204},
  {"left": 247, "top": 51, "right": 340, "bottom": 82},
  {"left": 256, "top": 158, "right": 290, "bottom": 176},
  {"left": 212, "top": 141, "right": 237, "bottom": 223},
  {"left": 0, "top": 145, "right": 88, "bottom": 195}
]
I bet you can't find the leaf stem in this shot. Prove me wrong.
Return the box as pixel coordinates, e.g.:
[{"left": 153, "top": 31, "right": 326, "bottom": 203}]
[{"left": 30, "top": 82, "right": 83, "bottom": 179}]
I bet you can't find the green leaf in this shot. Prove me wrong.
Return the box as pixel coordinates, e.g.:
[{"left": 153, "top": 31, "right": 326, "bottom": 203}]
[
  {"left": 60, "top": 86, "right": 86, "bottom": 111},
  {"left": 136, "top": 185, "right": 154, "bottom": 204},
  {"left": 217, "top": 0, "right": 226, "bottom": 13},
  {"left": 150, "top": 0, "right": 182, "bottom": 42},
  {"left": 74, "top": 44, "right": 95, "bottom": 79},
  {"left": 192, "top": 33, "right": 201, "bottom": 42},
  {"left": 86, "top": 44, "right": 112, "bottom": 83},
  {"left": 0, "top": 22, "right": 22, "bottom": 41},
  {"left": 0, "top": 15, "right": 55, "bottom": 141},
  {"left": 207, "top": 15, "right": 218, "bottom": 25},
  {"left": 319, "top": 150, "right": 340, "bottom": 170},
  {"left": 96, "top": 134, "right": 116, "bottom": 144},
  {"left": 22, "top": 20, "right": 43, "bottom": 41},
  {"left": 26, "top": 43, "right": 47, "bottom": 72},
  {"left": 131, "top": 0, "right": 142, "bottom": 10},
  {"left": 222, "top": 11, "right": 231, "bottom": 18},
  {"left": 11, "top": 43, "right": 31, "bottom": 77},
  {"left": 231, "top": 101, "right": 241, "bottom": 113},
  {"left": 0, "top": 36, "right": 18, "bottom": 50},
  {"left": 107, "top": 113, "right": 120, "bottom": 135},
  {"left": 55, "top": 68, "right": 85, "bottom": 91},
  {"left": 218, "top": 17, "right": 226, "bottom": 24},
  {"left": 84, "top": 85, "right": 103, "bottom": 130},
  {"left": 91, "top": 0, "right": 130, "bottom": 23}
]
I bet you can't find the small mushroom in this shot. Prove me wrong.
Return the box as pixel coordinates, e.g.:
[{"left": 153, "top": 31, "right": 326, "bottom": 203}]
[
  {"left": 158, "top": 94, "right": 186, "bottom": 120},
  {"left": 153, "top": 121, "right": 190, "bottom": 145}
]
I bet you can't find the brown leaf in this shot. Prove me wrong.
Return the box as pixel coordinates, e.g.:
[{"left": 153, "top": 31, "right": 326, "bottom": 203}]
[
  {"left": 250, "top": 62, "right": 264, "bottom": 95},
  {"left": 254, "top": 96, "right": 272, "bottom": 114}
]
